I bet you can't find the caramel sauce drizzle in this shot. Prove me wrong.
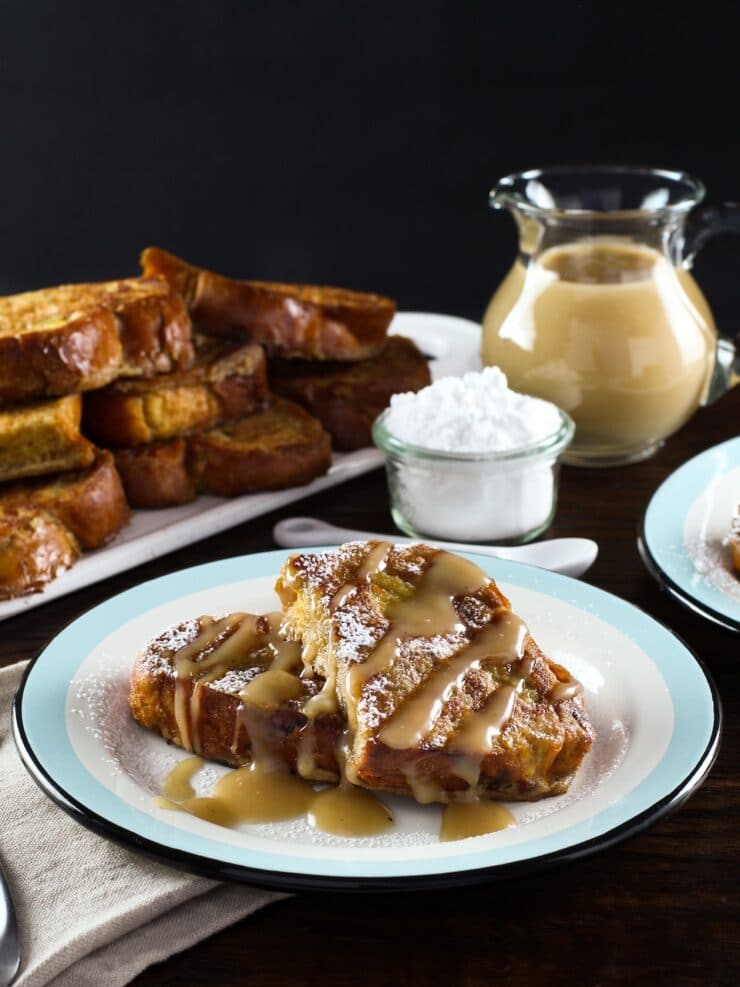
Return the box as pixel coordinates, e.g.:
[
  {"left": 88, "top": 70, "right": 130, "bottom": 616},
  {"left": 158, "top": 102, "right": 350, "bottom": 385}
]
[
  {"left": 344, "top": 550, "right": 488, "bottom": 730},
  {"left": 379, "top": 612, "right": 528, "bottom": 750},
  {"left": 189, "top": 681, "right": 205, "bottom": 753},
  {"left": 303, "top": 627, "right": 338, "bottom": 718},
  {"left": 399, "top": 767, "right": 449, "bottom": 806},
  {"left": 450, "top": 685, "right": 518, "bottom": 755},
  {"left": 440, "top": 802, "right": 516, "bottom": 841},
  {"left": 550, "top": 680, "right": 583, "bottom": 702},
  {"left": 356, "top": 540, "right": 392, "bottom": 582},
  {"left": 309, "top": 785, "right": 393, "bottom": 836},
  {"left": 171, "top": 612, "right": 303, "bottom": 756},
  {"left": 157, "top": 748, "right": 392, "bottom": 837},
  {"left": 161, "top": 755, "right": 204, "bottom": 801},
  {"left": 157, "top": 756, "right": 510, "bottom": 842},
  {"left": 329, "top": 584, "right": 356, "bottom": 611},
  {"left": 240, "top": 669, "right": 302, "bottom": 707}
]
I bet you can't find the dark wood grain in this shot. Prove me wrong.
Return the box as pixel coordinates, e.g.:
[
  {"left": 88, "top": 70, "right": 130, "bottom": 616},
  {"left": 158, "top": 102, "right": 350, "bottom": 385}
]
[{"left": 3, "top": 389, "right": 738, "bottom": 987}]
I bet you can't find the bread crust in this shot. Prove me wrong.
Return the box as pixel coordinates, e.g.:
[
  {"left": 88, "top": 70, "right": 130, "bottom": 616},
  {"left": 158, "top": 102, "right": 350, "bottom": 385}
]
[
  {"left": 0, "top": 394, "right": 95, "bottom": 483},
  {"left": 0, "top": 278, "right": 195, "bottom": 405},
  {"left": 141, "top": 247, "right": 395, "bottom": 361},
  {"left": 0, "top": 507, "right": 80, "bottom": 599},
  {"left": 115, "top": 398, "right": 332, "bottom": 508},
  {"left": 83, "top": 339, "right": 268, "bottom": 446},
  {"left": 269, "top": 335, "right": 431, "bottom": 450},
  {"left": 0, "top": 449, "right": 130, "bottom": 550}
]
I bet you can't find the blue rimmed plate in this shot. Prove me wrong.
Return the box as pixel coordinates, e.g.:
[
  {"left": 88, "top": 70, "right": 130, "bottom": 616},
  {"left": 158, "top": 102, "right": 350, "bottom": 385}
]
[
  {"left": 13, "top": 549, "right": 720, "bottom": 891},
  {"left": 639, "top": 437, "right": 740, "bottom": 632}
]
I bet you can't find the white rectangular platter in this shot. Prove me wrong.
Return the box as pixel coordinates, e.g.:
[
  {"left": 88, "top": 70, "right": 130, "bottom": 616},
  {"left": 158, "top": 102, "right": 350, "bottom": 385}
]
[{"left": 0, "top": 312, "right": 481, "bottom": 622}]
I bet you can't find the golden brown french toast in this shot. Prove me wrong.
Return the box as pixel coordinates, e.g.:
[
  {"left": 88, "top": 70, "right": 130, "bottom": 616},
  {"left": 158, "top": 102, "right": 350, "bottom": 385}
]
[
  {"left": 186, "top": 397, "right": 332, "bottom": 497},
  {"left": 277, "top": 542, "right": 594, "bottom": 802},
  {"left": 130, "top": 612, "right": 342, "bottom": 780},
  {"left": 130, "top": 542, "right": 594, "bottom": 806},
  {"left": 731, "top": 506, "right": 740, "bottom": 574},
  {"left": 141, "top": 247, "right": 395, "bottom": 361},
  {"left": 0, "top": 506, "right": 80, "bottom": 599},
  {"left": 0, "top": 395, "right": 95, "bottom": 483},
  {"left": 114, "top": 397, "right": 332, "bottom": 507},
  {"left": 83, "top": 338, "right": 268, "bottom": 446},
  {"left": 268, "top": 335, "right": 432, "bottom": 450},
  {"left": 114, "top": 438, "right": 197, "bottom": 509},
  {"left": 0, "top": 450, "right": 129, "bottom": 550},
  {"left": 0, "top": 278, "right": 194, "bottom": 404}
]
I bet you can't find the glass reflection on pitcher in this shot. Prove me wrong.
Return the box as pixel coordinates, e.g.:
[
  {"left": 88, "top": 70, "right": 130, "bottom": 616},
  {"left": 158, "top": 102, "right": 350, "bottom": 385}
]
[{"left": 482, "top": 166, "right": 739, "bottom": 466}]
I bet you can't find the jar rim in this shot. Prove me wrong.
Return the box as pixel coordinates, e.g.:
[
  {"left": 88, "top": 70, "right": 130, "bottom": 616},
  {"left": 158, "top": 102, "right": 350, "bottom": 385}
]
[
  {"left": 490, "top": 165, "right": 706, "bottom": 220},
  {"left": 372, "top": 407, "right": 575, "bottom": 464}
]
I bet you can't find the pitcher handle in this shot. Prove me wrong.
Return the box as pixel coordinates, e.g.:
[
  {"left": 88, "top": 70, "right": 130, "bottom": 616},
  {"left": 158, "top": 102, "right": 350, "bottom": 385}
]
[{"left": 684, "top": 203, "right": 740, "bottom": 402}]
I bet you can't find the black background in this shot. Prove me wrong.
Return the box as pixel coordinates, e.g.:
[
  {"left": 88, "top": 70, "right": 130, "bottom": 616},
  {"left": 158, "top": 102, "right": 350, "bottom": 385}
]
[{"left": 1, "top": 1, "right": 739, "bottom": 329}]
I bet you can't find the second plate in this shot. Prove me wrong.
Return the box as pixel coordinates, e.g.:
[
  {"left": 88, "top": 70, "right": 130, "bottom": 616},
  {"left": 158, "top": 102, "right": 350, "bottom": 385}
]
[{"left": 639, "top": 436, "right": 740, "bottom": 632}]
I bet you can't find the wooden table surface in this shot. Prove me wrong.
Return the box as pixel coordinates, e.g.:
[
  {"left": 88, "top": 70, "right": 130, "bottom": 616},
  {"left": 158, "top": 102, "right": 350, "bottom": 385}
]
[{"left": 2, "top": 388, "right": 738, "bottom": 987}]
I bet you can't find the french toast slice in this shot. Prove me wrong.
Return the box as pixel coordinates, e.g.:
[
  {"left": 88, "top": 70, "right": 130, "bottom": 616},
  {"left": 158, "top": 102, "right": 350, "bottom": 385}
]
[
  {"left": 268, "top": 335, "right": 432, "bottom": 450},
  {"left": 0, "top": 506, "right": 80, "bottom": 599},
  {"left": 83, "top": 338, "right": 268, "bottom": 446},
  {"left": 276, "top": 542, "right": 595, "bottom": 802},
  {"left": 731, "top": 505, "right": 740, "bottom": 574},
  {"left": 186, "top": 396, "right": 332, "bottom": 497},
  {"left": 114, "top": 397, "right": 332, "bottom": 507},
  {"left": 130, "top": 612, "right": 342, "bottom": 780},
  {"left": 0, "top": 449, "right": 129, "bottom": 550},
  {"left": 141, "top": 247, "right": 395, "bottom": 361},
  {"left": 0, "top": 278, "right": 194, "bottom": 404},
  {"left": 0, "top": 395, "right": 95, "bottom": 483},
  {"left": 114, "top": 438, "right": 197, "bottom": 509}
]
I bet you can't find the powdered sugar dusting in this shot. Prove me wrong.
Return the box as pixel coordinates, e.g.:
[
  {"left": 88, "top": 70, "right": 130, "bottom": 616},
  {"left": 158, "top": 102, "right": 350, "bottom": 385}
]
[
  {"left": 135, "top": 618, "right": 202, "bottom": 674},
  {"left": 384, "top": 367, "right": 562, "bottom": 453},
  {"left": 684, "top": 536, "right": 740, "bottom": 599},
  {"left": 682, "top": 467, "right": 740, "bottom": 602},
  {"left": 209, "top": 666, "right": 264, "bottom": 693}
]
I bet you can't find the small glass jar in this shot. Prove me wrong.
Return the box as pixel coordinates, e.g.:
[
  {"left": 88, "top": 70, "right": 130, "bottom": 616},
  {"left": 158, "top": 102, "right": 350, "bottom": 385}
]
[{"left": 372, "top": 409, "right": 574, "bottom": 545}]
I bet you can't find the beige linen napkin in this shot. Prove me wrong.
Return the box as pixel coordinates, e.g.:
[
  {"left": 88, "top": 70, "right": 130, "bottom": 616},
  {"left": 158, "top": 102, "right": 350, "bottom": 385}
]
[{"left": 0, "top": 661, "right": 286, "bottom": 987}]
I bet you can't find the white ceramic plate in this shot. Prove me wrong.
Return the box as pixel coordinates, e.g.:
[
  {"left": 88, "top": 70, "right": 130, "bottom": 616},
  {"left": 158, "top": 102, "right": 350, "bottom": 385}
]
[
  {"left": 639, "top": 436, "right": 740, "bottom": 632},
  {"left": 0, "top": 312, "right": 481, "bottom": 623},
  {"left": 14, "top": 549, "right": 720, "bottom": 891}
]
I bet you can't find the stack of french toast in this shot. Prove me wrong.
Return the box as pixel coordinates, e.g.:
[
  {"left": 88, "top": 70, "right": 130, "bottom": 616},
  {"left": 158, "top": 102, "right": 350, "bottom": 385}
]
[{"left": 0, "top": 250, "right": 431, "bottom": 599}]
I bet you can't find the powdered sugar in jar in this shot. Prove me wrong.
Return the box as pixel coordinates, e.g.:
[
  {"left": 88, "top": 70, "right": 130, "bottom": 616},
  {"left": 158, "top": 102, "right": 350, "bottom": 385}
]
[{"left": 372, "top": 368, "right": 574, "bottom": 544}]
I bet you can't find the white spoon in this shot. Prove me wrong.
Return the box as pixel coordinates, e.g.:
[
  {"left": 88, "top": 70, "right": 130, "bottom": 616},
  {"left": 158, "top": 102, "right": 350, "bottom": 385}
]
[{"left": 273, "top": 517, "right": 598, "bottom": 578}]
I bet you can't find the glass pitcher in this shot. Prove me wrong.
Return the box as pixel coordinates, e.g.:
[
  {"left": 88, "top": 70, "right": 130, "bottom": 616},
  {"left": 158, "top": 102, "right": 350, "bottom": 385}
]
[{"left": 482, "top": 166, "right": 739, "bottom": 466}]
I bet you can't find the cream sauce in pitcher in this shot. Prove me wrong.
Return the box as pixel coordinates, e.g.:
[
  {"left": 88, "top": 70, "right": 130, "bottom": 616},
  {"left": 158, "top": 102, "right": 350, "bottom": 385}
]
[
  {"left": 483, "top": 238, "right": 717, "bottom": 462},
  {"left": 482, "top": 166, "right": 738, "bottom": 465}
]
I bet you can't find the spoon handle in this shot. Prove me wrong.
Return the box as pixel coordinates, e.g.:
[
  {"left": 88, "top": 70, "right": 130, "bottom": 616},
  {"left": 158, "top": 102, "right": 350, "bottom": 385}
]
[
  {"left": 272, "top": 517, "right": 597, "bottom": 577},
  {"left": 0, "top": 859, "right": 20, "bottom": 987}
]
